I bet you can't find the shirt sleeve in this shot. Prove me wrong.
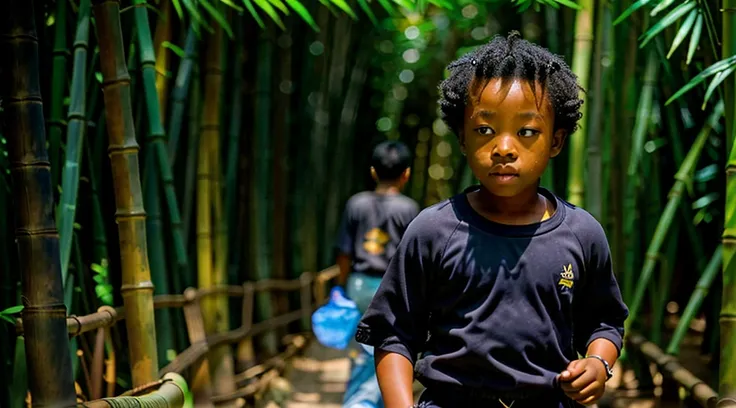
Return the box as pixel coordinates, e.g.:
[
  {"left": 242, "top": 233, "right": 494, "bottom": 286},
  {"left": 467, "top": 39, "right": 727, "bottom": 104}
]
[
  {"left": 573, "top": 220, "right": 630, "bottom": 356},
  {"left": 354, "top": 218, "right": 433, "bottom": 365},
  {"left": 334, "top": 203, "right": 356, "bottom": 256}
]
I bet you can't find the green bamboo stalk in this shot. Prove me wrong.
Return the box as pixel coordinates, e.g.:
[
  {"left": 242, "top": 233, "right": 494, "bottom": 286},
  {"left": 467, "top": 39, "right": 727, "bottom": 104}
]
[
  {"left": 131, "top": 0, "right": 175, "bottom": 368},
  {"left": 58, "top": 0, "right": 92, "bottom": 289},
  {"left": 92, "top": 0, "right": 159, "bottom": 386},
  {"left": 0, "top": 0, "right": 77, "bottom": 404},
  {"left": 48, "top": 0, "right": 68, "bottom": 197},
  {"left": 666, "top": 246, "right": 722, "bottom": 355},
  {"left": 253, "top": 28, "right": 278, "bottom": 354},
  {"left": 167, "top": 25, "right": 197, "bottom": 167},
  {"left": 723, "top": 0, "right": 736, "bottom": 155},
  {"left": 225, "top": 22, "right": 244, "bottom": 288},
  {"left": 622, "top": 50, "right": 659, "bottom": 302},
  {"left": 625, "top": 102, "right": 724, "bottom": 334},
  {"left": 721, "top": 0, "right": 736, "bottom": 401},
  {"left": 182, "top": 71, "right": 200, "bottom": 265},
  {"left": 132, "top": 0, "right": 188, "bottom": 296},
  {"left": 565, "top": 0, "right": 593, "bottom": 207}
]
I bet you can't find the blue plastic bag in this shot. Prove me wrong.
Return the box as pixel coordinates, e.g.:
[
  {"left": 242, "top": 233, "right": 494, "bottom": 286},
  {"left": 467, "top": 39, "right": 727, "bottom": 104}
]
[{"left": 312, "top": 286, "right": 362, "bottom": 350}]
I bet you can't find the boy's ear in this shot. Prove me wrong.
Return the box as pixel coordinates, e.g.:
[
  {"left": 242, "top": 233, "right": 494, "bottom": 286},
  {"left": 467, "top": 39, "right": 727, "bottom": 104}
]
[
  {"left": 402, "top": 167, "right": 411, "bottom": 180},
  {"left": 550, "top": 129, "right": 567, "bottom": 157},
  {"left": 370, "top": 166, "right": 378, "bottom": 181}
]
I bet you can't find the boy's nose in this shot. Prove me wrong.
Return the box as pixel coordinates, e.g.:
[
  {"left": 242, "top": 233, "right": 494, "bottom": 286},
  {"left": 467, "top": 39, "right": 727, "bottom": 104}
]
[{"left": 492, "top": 137, "right": 518, "bottom": 160}]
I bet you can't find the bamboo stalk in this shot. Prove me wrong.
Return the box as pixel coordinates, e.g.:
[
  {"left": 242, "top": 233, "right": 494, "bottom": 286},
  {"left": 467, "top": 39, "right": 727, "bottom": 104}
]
[
  {"left": 81, "top": 373, "right": 187, "bottom": 408},
  {"left": 622, "top": 51, "right": 659, "bottom": 302},
  {"left": 565, "top": 0, "right": 593, "bottom": 207},
  {"left": 626, "top": 102, "right": 724, "bottom": 333},
  {"left": 58, "top": 0, "right": 92, "bottom": 289},
  {"left": 48, "top": 0, "right": 68, "bottom": 197},
  {"left": 253, "top": 27, "right": 278, "bottom": 354},
  {"left": 226, "top": 21, "right": 244, "bottom": 294},
  {"left": 153, "top": 0, "right": 173, "bottom": 121},
  {"left": 627, "top": 332, "right": 718, "bottom": 407},
  {"left": 166, "top": 25, "right": 197, "bottom": 167},
  {"left": 131, "top": 0, "right": 176, "bottom": 367},
  {"left": 722, "top": 0, "right": 736, "bottom": 401},
  {"left": 666, "top": 246, "right": 722, "bottom": 355},
  {"left": 0, "top": 0, "right": 77, "bottom": 405},
  {"left": 132, "top": 0, "right": 189, "bottom": 289},
  {"left": 92, "top": 0, "right": 159, "bottom": 386}
]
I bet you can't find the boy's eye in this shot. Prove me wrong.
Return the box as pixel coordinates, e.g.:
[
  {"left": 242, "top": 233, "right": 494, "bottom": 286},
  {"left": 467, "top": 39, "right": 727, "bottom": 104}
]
[
  {"left": 518, "top": 128, "right": 540, "bottom": 138},
  {"left": 475, "top": 126, "right": 494, "bottom": 136}
]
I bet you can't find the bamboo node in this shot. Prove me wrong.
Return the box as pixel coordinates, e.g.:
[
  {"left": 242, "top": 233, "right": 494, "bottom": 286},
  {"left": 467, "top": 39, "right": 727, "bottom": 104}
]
[
  {"left": 120, "top": 281, "right": 155, "bottom": 294},
  {"left": 726, "top": 165, "right": 736, "bottom": 175},
  {"left": 22, "top": 303, "right": 68, "bottom": 318},
  {"left": 99, "top": 77, "right": 132, "bottom": 90}
]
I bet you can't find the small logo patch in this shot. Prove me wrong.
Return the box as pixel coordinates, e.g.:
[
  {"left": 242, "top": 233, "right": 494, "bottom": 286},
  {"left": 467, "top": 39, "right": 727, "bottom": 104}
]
[{"left": 558, "top": 263, "right": 574, "bottom": 289}]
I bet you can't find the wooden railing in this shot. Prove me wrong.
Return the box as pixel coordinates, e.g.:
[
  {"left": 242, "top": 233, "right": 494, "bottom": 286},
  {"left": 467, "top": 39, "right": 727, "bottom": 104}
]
[{"left": 16, "top": 265, "right": 341, "bottom": 407}]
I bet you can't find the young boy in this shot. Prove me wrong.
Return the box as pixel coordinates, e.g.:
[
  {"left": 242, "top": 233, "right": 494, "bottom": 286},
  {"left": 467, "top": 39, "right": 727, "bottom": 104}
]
[
  {"left": 335, "top": 140, "right": 420, "bottom": 408},
  {"left": 354, "top": 32, "right": 629, "bottom": 408}
]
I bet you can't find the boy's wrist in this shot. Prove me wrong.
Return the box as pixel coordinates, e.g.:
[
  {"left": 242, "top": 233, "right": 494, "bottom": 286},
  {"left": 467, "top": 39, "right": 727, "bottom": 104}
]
[{"left": 585, "top": 354, "right": 613, "bottom": 381}]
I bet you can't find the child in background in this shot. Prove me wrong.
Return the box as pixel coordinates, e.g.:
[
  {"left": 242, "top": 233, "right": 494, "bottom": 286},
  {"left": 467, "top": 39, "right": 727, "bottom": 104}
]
[
  {"left": 355, "top": 32, "right": 629, "bottom": 408},
  {"left": 335, "top": 141, "right": 420, "bottom": 408}
]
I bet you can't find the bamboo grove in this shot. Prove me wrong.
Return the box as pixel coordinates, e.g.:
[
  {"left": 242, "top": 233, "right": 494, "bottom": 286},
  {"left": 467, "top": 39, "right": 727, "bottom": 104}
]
[{"left": 0, "top": 0, "right": 735, "bottom": 406}]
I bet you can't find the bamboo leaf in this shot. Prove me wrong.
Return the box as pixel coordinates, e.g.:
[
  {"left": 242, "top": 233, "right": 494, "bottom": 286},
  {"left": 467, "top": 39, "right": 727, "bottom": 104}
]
[
  {"left": 692, "top": 192, "right": 719, "bottom": 209},
  {"left": 331, "top": 0, "right": 358, "bottom": 19},
  {"left": 356, "top": 0, "right": 379, "bottom": 26},
  {"left": 284, "top": 0, "right": 318, "bottom": 30},
  {"left": 268, "top": 0, "right": 289, "bottom": 15},
  {"left": 391, "top": 0, "right": 414, "bottom": 11},
  {"left": 650, "top": 0, "right": 676, "bottom": 16},
  {"left": 694, "top": 163, "right": 719, "bottom": 183},
  {"left": 686, "top": 12, "right": 702, "bottom": 64},
  {"left": 90, "top": 262, "right": 108, "bottom": 276},
  {"left": 0, "top": 305, "right": 23, "bottom": 315},
  {"left": 376, "top": 0, "right": 397, "bottom": 16},
  {"left": 171, "top": 0, "right": 185, "bottom": 19},
  {"left": 242, "top": 0, "right": 266, "bottom": 28},
  {"left": 0, "top": 315, "right": 13, "bottom": 324},
  {"left": 702, "top": 67, "right": 735, "bottom": 109},
  {"left": 614, "top": 0, "right": 651, "bottom": 26},
  {"left": 162, "top": 41, "right": 186, "bottom": 58},
  {"left": 666, "top": 55, "right": 736, "bottom": 104},
  {"left": 667, "top": 9, "right": 698, "bottom": 59},
  {"left": 200, "top": 0, "right": 234, "bottom": 37},
  {"left": 218, "top": 0, "right": 245, "bottom": 12},
  {"left": 182, "top": 0, "right": 213, "bottom": 32},
  {"left": 253, "top": 0, "right": 286, "bottom": 29},
  {"left": 640, "top": 1, "right": 696, "bottom": 48}
]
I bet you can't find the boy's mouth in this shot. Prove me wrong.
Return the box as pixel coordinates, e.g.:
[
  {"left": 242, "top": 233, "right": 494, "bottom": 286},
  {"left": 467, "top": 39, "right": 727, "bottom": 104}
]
[{"left": 490, "top": 172, "right": 519, "bottom": 183}]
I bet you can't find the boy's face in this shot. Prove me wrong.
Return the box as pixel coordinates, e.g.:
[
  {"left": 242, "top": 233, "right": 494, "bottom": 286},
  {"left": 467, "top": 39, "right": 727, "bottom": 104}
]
[{"left": 460, "top": 78, "right": 565, "bottom": 198}]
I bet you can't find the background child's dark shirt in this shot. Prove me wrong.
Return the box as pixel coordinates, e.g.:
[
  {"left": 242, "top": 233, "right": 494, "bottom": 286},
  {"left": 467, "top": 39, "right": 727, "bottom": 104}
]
[
  {"left": 355, "top": 187, "right": 629, "bottom": 394},
  {"left": 335, "top": 191, "right": 420, "bottom": 277}
]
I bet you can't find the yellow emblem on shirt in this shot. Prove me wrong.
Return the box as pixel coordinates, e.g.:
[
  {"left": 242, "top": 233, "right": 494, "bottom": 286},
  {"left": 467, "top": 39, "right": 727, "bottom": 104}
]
[
  {"left": 363, "top": 228, "right": 390, "bottom": 255},
  {"left": 558, "top": 263, "right": 574, "bottom": 289}
]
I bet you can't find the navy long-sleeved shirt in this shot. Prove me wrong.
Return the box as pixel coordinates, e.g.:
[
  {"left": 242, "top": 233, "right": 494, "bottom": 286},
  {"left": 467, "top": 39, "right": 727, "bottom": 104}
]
[{"left": 355, "top": 187, "right": 629, "bottom": 394}]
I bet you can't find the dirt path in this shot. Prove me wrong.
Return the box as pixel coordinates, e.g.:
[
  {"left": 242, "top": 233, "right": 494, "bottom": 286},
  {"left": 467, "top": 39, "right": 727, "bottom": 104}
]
[{"left": 283, "top": 341, "right": 352, "bottom": 408}]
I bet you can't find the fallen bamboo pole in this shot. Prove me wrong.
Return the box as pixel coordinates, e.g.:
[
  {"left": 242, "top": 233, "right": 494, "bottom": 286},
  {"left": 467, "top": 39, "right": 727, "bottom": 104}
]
[
  {"left": 81, "top": 373, "right": 187, "bottom": 407},
  {"left": 627, "top": 332, "right": 718, "bottom": 407}
]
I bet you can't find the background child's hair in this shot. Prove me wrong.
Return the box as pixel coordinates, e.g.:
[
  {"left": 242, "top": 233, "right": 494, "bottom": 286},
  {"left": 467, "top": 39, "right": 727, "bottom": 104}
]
[
  {"left": 371, "top": 141, "right": 412, "bottom": 181},
  {"left": 438, "top": 31, "right": 584, "bottom": 138}
]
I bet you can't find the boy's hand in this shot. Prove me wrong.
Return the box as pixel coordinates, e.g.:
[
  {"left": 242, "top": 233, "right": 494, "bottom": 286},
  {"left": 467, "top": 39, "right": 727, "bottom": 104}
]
[{"left": 558, "top": 358, "right": 608, "bottom": 406}]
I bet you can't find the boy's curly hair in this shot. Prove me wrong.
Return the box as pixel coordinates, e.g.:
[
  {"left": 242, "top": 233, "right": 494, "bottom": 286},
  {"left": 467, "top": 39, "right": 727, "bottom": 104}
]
[{"left": 438, "top": 31, "right": 583, "bottom": 138}]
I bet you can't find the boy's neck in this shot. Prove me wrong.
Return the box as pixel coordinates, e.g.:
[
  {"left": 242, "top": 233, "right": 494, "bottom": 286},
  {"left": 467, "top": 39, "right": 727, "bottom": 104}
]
[
  {"left": 374, "top": 182, "right": 402, "bottom": 195},
  {"left": 469, "top": 184, "right": 550, "bottom": 225}
]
